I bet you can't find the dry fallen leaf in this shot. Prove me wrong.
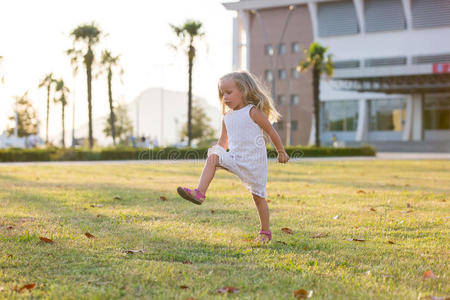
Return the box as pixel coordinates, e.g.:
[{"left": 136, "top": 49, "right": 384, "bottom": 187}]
[
  {"left": 7, "top": 254, "right": 13, "bottom": 258},
  {"left": 85, "top": 232, "right": 95, "bottom": 239},
  {"left": 210, "top": 210, "right": 215, "bottom": 214},
  {"left": 281, "top": 227, "right": 293, "bottom": 234},
  {"left": 160, "top": 196, "right": 167, "bottom": 201},
  {"left": 113, "top": 195, "right": 121, "bottom": 200},
  {"left": 7, "top": 226, "right": 13, "bottom": 230},
  {"left": 186, "top": 297, "right": 195, "bottom": 300},
  {"left": 13, "top": 283, "right": 36, "bottom": 293},
  {"left": 423, "top": 270, "right": 437, "bottom": 280},
  {"left": 387, "top": 240, "right": 395, "bottom": 244},
  {"left": 407, "top": 203, "right": 412, "bottom": 208},
  {"left": 357, "top": 190, "right": 366, "bottom": 194},
  {"left": 267, "top": 199, "right": 271, "bottom": 203},
  {"left": 346, "top": 238, "right": 365, "bottom": 242},
  {"left": 183, "top": 260, "right": 193, "bottom": 264},
  {"left": 312, "top": 232, "right": 328, "bottom": 238},
  {"left": 370, "top": 207, "right": 376, "bottom": 211},
  {"left": 124, "top": 249, "right": 146, "bottom": 254},
  {"left": 39, "top": 237, "right": 54, "bottom": 244},
  {"left": 179, "top": 285, "right": 189, "bottom": 289},
  {"left": 293, "top": 289, "right": 313, "bottom": 299},
  {"left": 217, "top": 286, "right": 239, "bottom": 294},
  {"left": 276, "top": 240, "right": 287, "bottom": 245}
]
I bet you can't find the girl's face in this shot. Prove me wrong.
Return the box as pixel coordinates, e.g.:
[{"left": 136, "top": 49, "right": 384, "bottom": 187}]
[{"left": 220, "top": 78, "right": 245, "bottom": 110}]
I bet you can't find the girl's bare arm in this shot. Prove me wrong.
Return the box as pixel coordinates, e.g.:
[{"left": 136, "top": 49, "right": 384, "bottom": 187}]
[{"left": 217, "top": 119, "right": 228, "bottom": 149}]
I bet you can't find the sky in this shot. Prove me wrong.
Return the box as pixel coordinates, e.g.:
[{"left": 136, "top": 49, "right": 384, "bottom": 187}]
[{"left": 0, "top": 0, "right": 235, "bottom": 138}]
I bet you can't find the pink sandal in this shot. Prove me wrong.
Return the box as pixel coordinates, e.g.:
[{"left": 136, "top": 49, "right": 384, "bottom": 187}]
[
  {"left": 177, "top": 187, "right": 205, "bottom": 205},
  {"left": 256, "top": 230, "right": 272, "bottom": 242}
]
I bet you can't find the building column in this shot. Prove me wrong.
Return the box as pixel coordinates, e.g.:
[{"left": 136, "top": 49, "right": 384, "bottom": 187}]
[
  {"left": 355, "top": 99, "right": 369, "bottom": 142},
  {"left": 412, "top": 93, "right": 424, "bottom": 141},
  {"left": 238, "top": 10, "right": 251, "bottom": 71},
  {"left": 402, "top": 95, "right": 414, "bottom": 141},
  {"left": 232, "top": 17, "right": 241, "bottom": 71},
  {"left": 308, "top": 114, "right": 315, "bottom": 146},
  {"left": 353, "top": 0, "right": 365, "bottom": 34},
  {"left": 401, "top": 0, "right": 413, "bottom": 30},
  {"left": 307, "top": 2, "right": 319, "bottom": 40}
]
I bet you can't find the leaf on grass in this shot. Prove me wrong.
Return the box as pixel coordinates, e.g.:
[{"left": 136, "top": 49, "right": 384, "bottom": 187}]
[
  {"left": 186, "top": 298, "right": 195, "bottom": 300},
  {"left": 267, "top": 199, "right": 271, "bottom": 203},
  {"left": 210, "top": 209, "right": 215, "bottom": 214},
  {"left": 7, "top": 254, "right": 13, "bottom": 258},
  {"left": 39, "top": 237, "right": 54, "bottom": 244},
  {"left": 441, "top": 199, "right": 446, "bottom": 202},
  {"left": 113, "top": 195, "right": 121, "bottom": 200},
  {"left": 276, "top": 240, "right": 287, "bottom": 245},
  {"left": 216, "top": 286, "right": 239, "bottom": 294},
  {"left": 85, "top": 232, "right": 95, "bottom": 239},
  {"left": 160, "top": 196, "right": 167, "bottom": 201},
  {"left": 346, "top": 238, "right": 365, "bottom": 242},
  {"left": 124, "top": 249, "right": 146, "bottom": 254},
  {"left": 13, "top": 283, "right": 36, "bottom": 293},
  {"left": 179, "top": 285, "right": 189, "bottom": 289},
  {"left": 423, "top": 270, "right": 437, "bottom": 280},
  {"left": 281, "top": 227, "right": 293, "bottom": 234},
  {"left": 407, "top": 203, "right": 412, "bottom": 208},
  {"left": 312, "top": 232, "right": 328, "bottom": 238},
  {"left": 333, "top": 214, "right": 341, "bottom": 220},
  {"left": 7, "top": 226, "right": 13, "bottom": 230},
  {"left": 357, "top": 190, "right": 366, "bottom": 194},
  {"left": 183, "top": 260, "right": 193, "bottom": 264},
  {"left": 370, "top": 207, "right": 376, "bottom": 211},
  {"left": 96, "top": 214, "right": 102, "bottom": 218},
  {"left": 293, "top": 289, "right": 313, "bottom": 299},
  {"left": 387, "top": 240, "right": 395, "bottom": 244}
]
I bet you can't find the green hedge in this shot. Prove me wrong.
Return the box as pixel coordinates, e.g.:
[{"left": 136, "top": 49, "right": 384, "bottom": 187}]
[{"left": 0, "top": 145, "right": 375, "bottom": 162}]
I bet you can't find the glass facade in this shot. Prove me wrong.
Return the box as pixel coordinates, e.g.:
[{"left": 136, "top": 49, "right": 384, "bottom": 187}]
[
  {"left": 369, "top": 99, "right": 406, "bottom": 131},
  {"left": 322, "top": 100, "right": 359, "bottom": 131},
  {"left": 277, "top": 95, "right": 285, "bottom": 105},
  {"left": 424, "top": 94, "right": 450, "bottom": 130}
]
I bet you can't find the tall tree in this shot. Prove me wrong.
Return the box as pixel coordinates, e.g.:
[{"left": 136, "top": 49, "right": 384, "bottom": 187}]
[
  {"left": 38, "top": 73, "right": 55, "bottom": 145},
  {"left": 103, "top": 103, "right": 133, "bottom": 145},
  {"left": 68, "top": 22, "right": 102, "bottom": 149},
  {"left": 297, "top": 42, "right": 334, "bottom": 147},
  {"left": 54, "top": 79, "right": 70, "bottom": 148},
  {"left": 169, "top": 20, "right": 204, "bottom": 147},
  {"left": 7, "top": 91, "right": 38, "bottom": 138},
  {"left": 99, "top": 50, "right": 123, "bottom": 146}
]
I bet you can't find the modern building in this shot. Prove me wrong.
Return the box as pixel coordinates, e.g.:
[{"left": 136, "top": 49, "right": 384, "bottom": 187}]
[{"left": 223, "top": 0, "right": 450, "bottom": 151}]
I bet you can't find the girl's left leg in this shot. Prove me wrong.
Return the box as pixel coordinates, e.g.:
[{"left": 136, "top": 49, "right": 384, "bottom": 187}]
[{"left": 252, "top": 193, "right": 271, "bottom": 242}]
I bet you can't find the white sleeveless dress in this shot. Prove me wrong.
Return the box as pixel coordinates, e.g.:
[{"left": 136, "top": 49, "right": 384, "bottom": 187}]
[{"left": 207, "top": 104, "right": 268, "bottom": 198}]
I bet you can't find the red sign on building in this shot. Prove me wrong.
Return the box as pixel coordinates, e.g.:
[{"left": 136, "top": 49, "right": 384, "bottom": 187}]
[{"left": 433, "top": 63, "right": 450, "bottom": 73}]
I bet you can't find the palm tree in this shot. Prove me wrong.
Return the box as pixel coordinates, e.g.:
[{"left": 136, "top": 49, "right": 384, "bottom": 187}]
[
  {"left": 38, "top": 73, "right": 55, "bottom": 145},
  {"left": 297, "top": 42, "right": 334, "bottom": 147},
  {"left": 170, "top": 20, "right": 204, "bottom": 147},
  {"left": 68, "top": 22, "right": 102, "bottom": 149},
  {"left": 54, "top": 79, "right": 69, "bottom": 148},
  {"left": 100, "top": 50, "right": 123, "bottom": 146}
]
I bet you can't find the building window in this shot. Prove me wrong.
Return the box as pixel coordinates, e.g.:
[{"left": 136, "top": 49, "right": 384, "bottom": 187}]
[
  {"left": 292, "top": 42, "right": 300, "bottom": 53},
  {"left": 322, "top": 100, "right": 359, "bottom": 131},
  {"left": 291, "top": 68, "right": 300, "bottom": 79},
  {"left": 278, "top": 43, "right": 286, "bottom": 54},
  {"left": 275, "top": 122, "right": 284, "bottom": 130},
  {"left": 290, "top": 95, "right": 299, "bottom": 105},
  {"left": 424, "top": 95, "right": 450, "bottom": 130},
  {"left": 277, "top": 95, "right": 285, "bottom": 105},
  {"left": 265, "top": 44, "right": 274, "bottom": 56},
  {"left": 369, "top": 99, "right": 406, "bottom": 131},
  {"left": 278, "top": 69, "right": 287, "bottom": 80},
  {"left": 265, "top": 70, "right": 273, "bottom": 82},
  {"left": 291, "top": 120, "right": 298, "bottom": 131}
]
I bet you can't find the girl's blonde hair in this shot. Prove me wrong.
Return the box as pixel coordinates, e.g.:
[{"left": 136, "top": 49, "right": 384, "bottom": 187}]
[{"left": 218, "top": 71, "right": 281, "bottom": 123}]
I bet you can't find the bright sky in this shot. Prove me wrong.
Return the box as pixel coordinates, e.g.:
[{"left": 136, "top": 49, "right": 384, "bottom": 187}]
[{"left": 0, "top": 0, "right": 235, "bottom": 136}]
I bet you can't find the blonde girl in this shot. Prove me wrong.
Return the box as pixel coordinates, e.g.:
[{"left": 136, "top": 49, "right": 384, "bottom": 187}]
[{"left": 177, "top": 71, "right": 289, "bottom": 243}]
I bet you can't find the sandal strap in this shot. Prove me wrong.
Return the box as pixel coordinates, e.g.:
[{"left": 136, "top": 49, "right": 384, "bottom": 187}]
[
  {"left": 183, "top": 187, "right": 205, "bottom": 200},
  {"left": 259, "top": 230, "right": 272, "bottom": 240},
  {"left": 194, "top": 188, "right": 205, "bottom": 200}
]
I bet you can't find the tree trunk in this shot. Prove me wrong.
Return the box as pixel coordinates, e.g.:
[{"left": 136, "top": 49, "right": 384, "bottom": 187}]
[
  {"left": 62, "top": 103, "right": 65, "bottom": 148},
  {"left": 108, "top": 68, "right": 116, "bottom": 145},
  {"left": 85, "top": 48, "right": 94, "bottom": 149},
  {"left": 46, "top": 85, "right": 50, "bottom": 145},
  {"left": 313, "top": 67, "right": 320, "bottom": 147},
  {"left": 187, "top": 45, "right": 195, "bottom": 147}
]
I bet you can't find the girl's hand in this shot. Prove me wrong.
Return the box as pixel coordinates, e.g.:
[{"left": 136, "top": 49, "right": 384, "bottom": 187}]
[{"left": 277, "top": 150, "right": 289, "bottom": 163}]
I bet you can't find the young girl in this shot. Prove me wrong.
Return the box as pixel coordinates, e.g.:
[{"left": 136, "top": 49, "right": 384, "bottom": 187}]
[{"left": 177, "top": 71, "right": 289, "bottom": 243}]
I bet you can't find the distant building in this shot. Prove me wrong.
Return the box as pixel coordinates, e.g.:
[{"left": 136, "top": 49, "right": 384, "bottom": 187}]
[{"left": 224, "top": 0, "right": 450, "bottom": 151}]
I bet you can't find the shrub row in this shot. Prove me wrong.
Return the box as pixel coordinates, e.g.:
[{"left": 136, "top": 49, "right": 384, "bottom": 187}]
[{"left": 0, "top": 145, "right": 375, "bottom": 162}]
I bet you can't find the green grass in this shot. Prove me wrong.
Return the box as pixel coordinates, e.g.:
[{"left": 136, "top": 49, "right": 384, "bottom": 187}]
[{"left": 0, "top": 160, "right": 448, "bottom": 299}]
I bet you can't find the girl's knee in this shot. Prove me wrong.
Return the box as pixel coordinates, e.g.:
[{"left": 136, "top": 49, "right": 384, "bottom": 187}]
[{"left": 252, "top": 194, "right": 266, "bottom": 205}]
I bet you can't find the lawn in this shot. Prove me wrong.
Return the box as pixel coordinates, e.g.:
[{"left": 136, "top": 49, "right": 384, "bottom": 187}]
[{"left": 0, "top": 160, "right": 448, "bottom": 299}]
